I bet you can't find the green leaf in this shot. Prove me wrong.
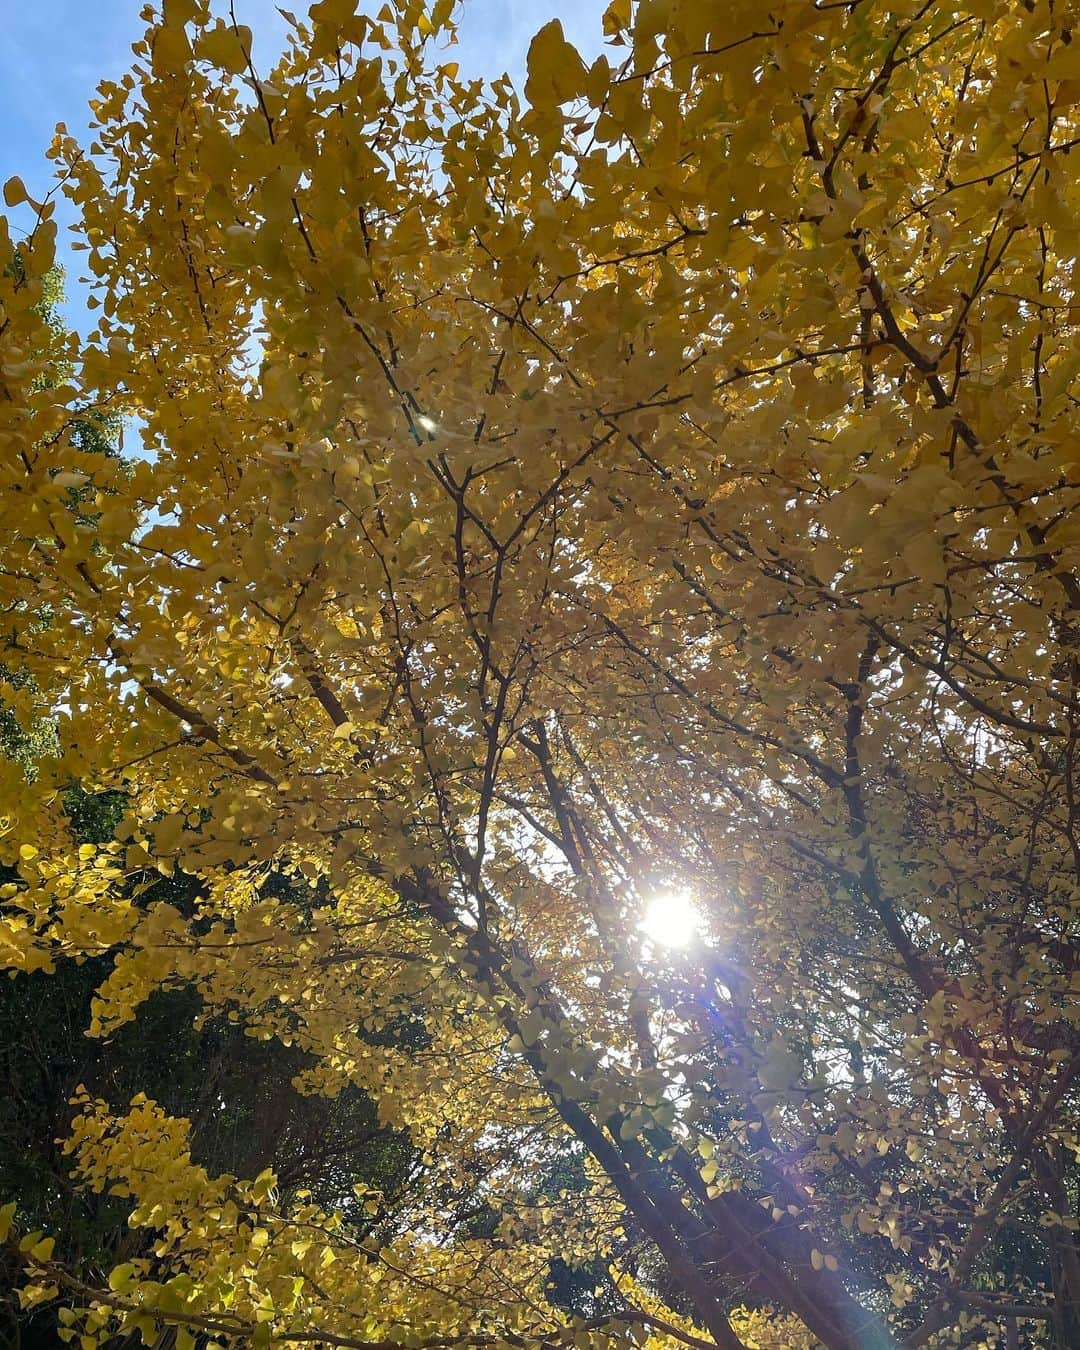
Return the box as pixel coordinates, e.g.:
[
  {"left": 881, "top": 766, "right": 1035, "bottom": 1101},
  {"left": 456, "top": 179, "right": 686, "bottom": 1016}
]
[{"left": 109, "top": 1263, "right": 137, "bottom": 1293}]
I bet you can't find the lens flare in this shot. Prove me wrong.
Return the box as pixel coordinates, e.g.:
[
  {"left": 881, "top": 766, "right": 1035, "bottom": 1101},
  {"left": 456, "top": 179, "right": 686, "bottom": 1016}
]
[{"left": 640, "top": 890, "right": 702, "bottom": 948}]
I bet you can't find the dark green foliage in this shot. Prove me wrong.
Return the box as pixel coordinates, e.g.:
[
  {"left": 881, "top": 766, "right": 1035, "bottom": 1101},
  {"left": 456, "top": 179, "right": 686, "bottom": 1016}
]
[
  {"left": 61, "top": 788, "right": 128, "bottom": 845},
  {"left": 0, "top": 926, "right": 417, "bottom": 1346},
  {"left": 0, "top": 666, "right": 59, "bottom": 782},
  {"left": 1, "top": 697, "right": 416, "bottom": 1350}
]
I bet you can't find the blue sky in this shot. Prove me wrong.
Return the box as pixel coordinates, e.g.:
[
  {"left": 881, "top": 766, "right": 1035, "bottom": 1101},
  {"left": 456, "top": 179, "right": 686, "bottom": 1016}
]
[{"left": 1, "top": 0, "right": 606, "bottom": 336}]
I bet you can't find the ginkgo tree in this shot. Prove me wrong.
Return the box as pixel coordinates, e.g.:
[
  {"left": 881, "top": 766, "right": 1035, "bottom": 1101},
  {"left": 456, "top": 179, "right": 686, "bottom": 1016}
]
[{"left": 1, "top": 0, "right": 1078, "bottom": 1346}]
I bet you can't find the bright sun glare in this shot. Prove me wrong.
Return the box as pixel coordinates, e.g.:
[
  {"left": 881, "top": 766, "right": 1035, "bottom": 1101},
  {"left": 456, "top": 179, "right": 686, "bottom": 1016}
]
[{"left": 639, "top": 890, "right": 702, "bottom": 949}]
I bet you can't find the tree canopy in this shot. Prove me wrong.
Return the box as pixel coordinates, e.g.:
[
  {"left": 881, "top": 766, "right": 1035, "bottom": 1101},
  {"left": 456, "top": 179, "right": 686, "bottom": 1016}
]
[{"left": 1, "top": 0, "right": 1078, "bottom": 1346}]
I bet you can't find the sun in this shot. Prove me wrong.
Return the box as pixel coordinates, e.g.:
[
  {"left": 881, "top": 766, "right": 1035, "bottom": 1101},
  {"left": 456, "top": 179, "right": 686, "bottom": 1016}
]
[{"left": 639, "top": 890, "right": 702, "bottom": 949}]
